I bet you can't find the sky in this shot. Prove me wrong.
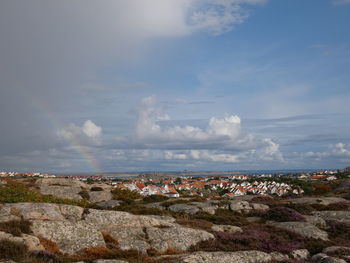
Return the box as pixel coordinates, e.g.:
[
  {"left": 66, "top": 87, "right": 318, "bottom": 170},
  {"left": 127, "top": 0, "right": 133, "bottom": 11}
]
[{"left": 0, "top": 0, "right": 350, "bottom": 173}]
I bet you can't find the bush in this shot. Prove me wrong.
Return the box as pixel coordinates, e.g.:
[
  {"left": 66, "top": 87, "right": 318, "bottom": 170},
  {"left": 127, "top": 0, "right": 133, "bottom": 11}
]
[
  {"left": 285, "top": 203, "right": 316, "bottom": 215},
  {"left": 90, "top": 186, "right": 104, "bottom": 191},
  {"left": 78, "top": 189, "right": 90, "bottom": 200},
  {"left": 0, "top": 219, "right": 32, "bottom": 236},
  {"left": 191, "top": 225, "right": 305, "bottom": 254},
  {"left": 111, "top": 188, "right": 143, "bottom": 202},
  {"left": 142, "top": 195, "right": 169, "bottom": 203},
  {"left": 262, "top": 207, "right": 306, "bottom": 222},
  {"left": 303, "top": 238, "right": 332, "bottom": 255}
]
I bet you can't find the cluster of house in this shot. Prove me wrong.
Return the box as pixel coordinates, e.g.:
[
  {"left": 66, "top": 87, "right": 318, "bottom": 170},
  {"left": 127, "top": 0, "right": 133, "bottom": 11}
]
[
  {"left": 113, "top": 176, "right": 304, "bottom": 197},
  {"left": 0, "top": 172, "right": 56, "bottom": 178}
]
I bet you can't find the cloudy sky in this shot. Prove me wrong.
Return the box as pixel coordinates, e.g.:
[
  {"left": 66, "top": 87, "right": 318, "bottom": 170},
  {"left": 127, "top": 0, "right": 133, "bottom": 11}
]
[{"left": 1, "top": 0, "right": 350, "bottom": 173}]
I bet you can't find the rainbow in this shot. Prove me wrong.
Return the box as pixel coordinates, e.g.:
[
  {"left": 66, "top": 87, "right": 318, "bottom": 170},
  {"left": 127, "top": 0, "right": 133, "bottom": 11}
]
[{"left": 29, "top": 97, "right": 101, "bottom": 173}]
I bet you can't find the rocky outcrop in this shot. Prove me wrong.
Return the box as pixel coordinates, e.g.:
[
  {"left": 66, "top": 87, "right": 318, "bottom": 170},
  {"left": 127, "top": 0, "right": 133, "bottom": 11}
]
[
  {"left": 146, "top": 225, "right": 213, "bottom": 253},
  {"left": 35, "top": 178, "right": 86, "bottom": 200},
  {"left": 158, "top": 250, "right": 289, "bottom": 263},
  {"left": 311, "top": 253, "right": 346, "bottom": 263},
  {"left": 168, "top": 204, "right": 200, "bottom": 214},
  {"left": 88, "top": 190, "right": 113, "bottom": 203},
  {"left": 153, "top": 199, "right": 268, "bottom": 215},
  {"left": 95, "top": 200, "right": 122, "bottom": 209},
  {"left": 34, "top": 178, "right": 114, "bottom": 203},
  {"left": 31, "top": 221, "right": 106, "bottom": 254},
  {"left": 287, "top": 197, "right": 348, "bottom": 206},
  {"left": 311, "top": 211, "right": 350, "bottom": 223},
  {"left": 268, "top": 221, "right": 329, "bottom": 240},
  {"left": 0, "top": 203, "right": 214, "bottom": 255}
]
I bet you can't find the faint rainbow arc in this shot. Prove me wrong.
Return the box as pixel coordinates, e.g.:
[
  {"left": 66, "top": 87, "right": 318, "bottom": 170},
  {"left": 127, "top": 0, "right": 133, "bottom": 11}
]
[{"left": 28, "top": 97, "right": 101, "bottom": 173}]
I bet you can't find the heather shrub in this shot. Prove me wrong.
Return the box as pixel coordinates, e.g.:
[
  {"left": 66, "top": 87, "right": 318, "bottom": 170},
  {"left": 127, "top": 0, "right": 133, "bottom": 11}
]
[
  {"left": 303, "top": 239, "right": 332, "bottom": 255},
  {"left": 142, "top": 194, "right": 169, "bottom": 203},
  {"left": 327, "top": 220, "right": 350, "bottom": 246},
  {"left": 111, "top": 188, "right": 143, "bottom": 201},
  {"left": 191, "top": 225, "right": 305, "bottom": 253},
  {"left": 262, "top": 207, "right": 306, "bottom": 222},
  {"left": 0, "top": 219, "right": 32, "bottom": 236},
  {"left": 193, "top": 209, "right": 248, "bottom": 226}
]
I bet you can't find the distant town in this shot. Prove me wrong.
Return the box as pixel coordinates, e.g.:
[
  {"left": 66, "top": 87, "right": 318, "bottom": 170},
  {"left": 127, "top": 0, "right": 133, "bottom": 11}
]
[{"left": 2, "top": 167, "right": 349, "bottom": 198}]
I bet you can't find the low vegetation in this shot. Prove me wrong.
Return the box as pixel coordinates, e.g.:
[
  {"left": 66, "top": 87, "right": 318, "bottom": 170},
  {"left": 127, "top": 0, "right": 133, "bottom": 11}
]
[
  {"left": 0, "top": 180, "right": 89, "bottom": 207},
  {"left": 111, "top": 188, "right": 143, "bottom": 202},
  {"left": 191, "top": 225, "right": 305, "bottom": 254},
  {"left": 193, "top": 209, "right": 249, "bottom": 226},
  {"left": 261, "top": 207, "right": 306, "bottom": 222}
]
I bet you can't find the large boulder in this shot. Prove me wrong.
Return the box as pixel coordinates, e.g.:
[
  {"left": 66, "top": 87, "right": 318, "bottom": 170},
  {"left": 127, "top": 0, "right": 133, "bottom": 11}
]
[
  {"left": 145, "top": 225, "right": 213, "bottom": 253},
  {"left": 95, "top": 200, "right": 122, "bottom": 210},
  {"left": 168, "top": 204, "right": 200, "bottom": 215},
  {"left": 0, "top": 231, "right": 44, "bottom": 251},
  {"left": 84, "top": 209, "right": 213, "bottom": 253},
  {"left": 311, "top": 253, "right": 346, "bottom": 263},
  {"left": 89, "top": 190, "right": 113, "bottom": 203},
  {"left": 304, "top": 215, "right": 327, "bottom": 228},
  {"left": 31, "top": 221, "right": 106, "bottom": 254},
  {"left": 35, "top": 178, "right": 86, "bottom": 200},
  {"left": 268, "top": 221, "right": 329, "bottom": 241},
  {"left": 311, "top": 211, "right": 350, "bottom": 223},
  {"left": 4, "top": 203, "right": 66, "bottom": 221},
  {"left": 229, "top": 201, "right": 269, "bottom": 213},
  {"left": 291, "top": 249, "right": 310, "bottom": 261},
  {"left": 1, "top": 203, "right": 84, "bottom": 222}
]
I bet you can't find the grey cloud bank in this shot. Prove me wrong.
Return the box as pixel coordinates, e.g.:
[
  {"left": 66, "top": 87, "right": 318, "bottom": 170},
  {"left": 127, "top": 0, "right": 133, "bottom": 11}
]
[{"left": 0, "top": 0, "right": 349, "bottom": 172}]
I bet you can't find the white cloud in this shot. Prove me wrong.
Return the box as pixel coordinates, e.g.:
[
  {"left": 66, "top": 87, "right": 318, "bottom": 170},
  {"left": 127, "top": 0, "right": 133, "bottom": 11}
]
[
  {"left": 82, "top": 120, "right": 102, "bottom": 138},
  {"left": 189, "top": 0, "right": 267, "bottom": 35},
  {"left": 130, "top": 96, "right": 283, "bottom": 163},
  {"left": 58, "top": 120, "right": 102, "bottom": 145},
  {"left": 333, "top": 0, "right": 350, "bottom": 5},
  {"left": 303, "top": 143, "right": 350, "bottom": 162}
]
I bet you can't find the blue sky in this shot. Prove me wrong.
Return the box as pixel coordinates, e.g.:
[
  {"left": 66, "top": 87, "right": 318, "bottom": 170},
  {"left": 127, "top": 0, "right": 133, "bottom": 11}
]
[{"left": 0, "top": 0, "right": 350, "bottom": 173}]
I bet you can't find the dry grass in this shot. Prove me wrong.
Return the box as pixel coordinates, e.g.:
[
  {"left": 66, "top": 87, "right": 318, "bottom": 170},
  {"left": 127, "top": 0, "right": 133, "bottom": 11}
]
[{"left": 38, "top": 237, "right": 61, "bottom": 254}]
